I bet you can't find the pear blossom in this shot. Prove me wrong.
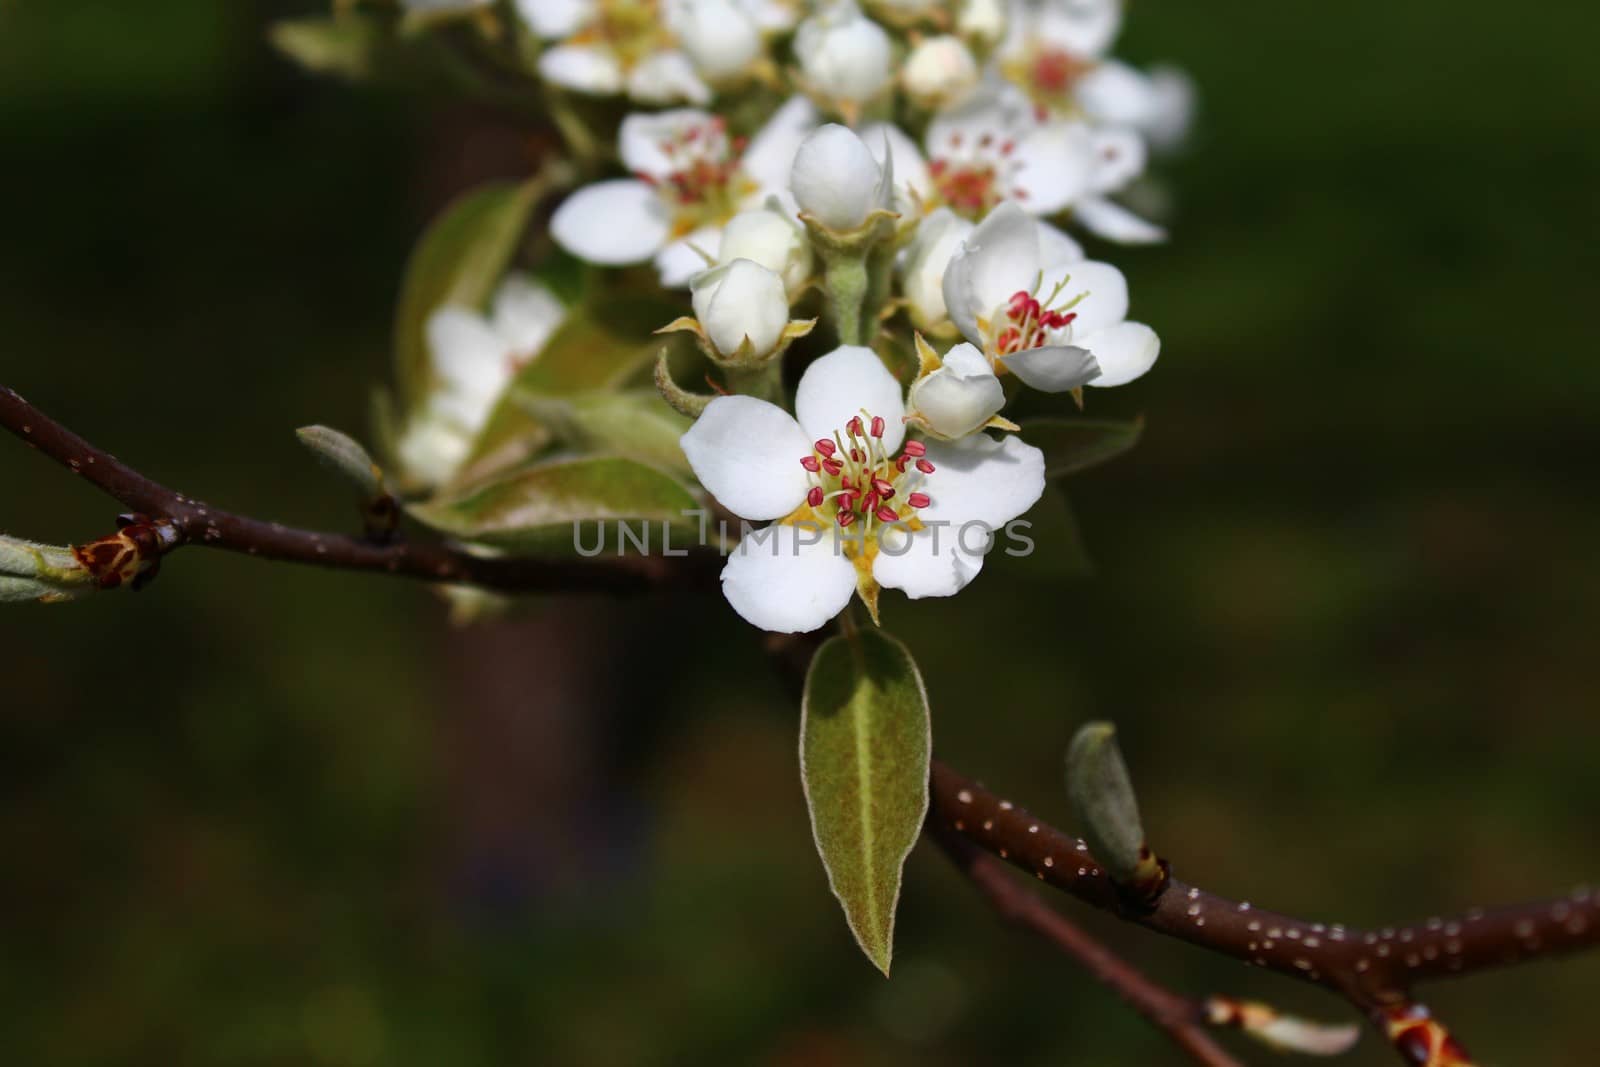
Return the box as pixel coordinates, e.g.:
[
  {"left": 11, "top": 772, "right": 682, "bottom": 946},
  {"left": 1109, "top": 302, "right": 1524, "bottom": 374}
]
[
  {"left": 943, "top": 202, "right": 1159, "bottom": 391},
  {"left": 907, "top": 342, "right": 1006, "bottom": 438},
  {"left": 997, "top": 0, "right": 1123, "bottom": 116},
  {"left": 680, "top": 345, "right": 1044, "bottom": 631},
  {"left": 397, "top": 275, "right": 566, "bottom": 485},
  {"left": 901, "top": 35, "right": 981, "bottom": 111},
  {"left": 716, "top": 200, "right": 813, "bottom": 296},
  {"left": 550, "top": 97, "right": 816, "bottom": 286},
  {"left": 793, "top": 2, "right": 893, "bottom": 117},
  {"left": 690, "top": 259, "right": 791, "bottom": 358},
  {"left": 897, "top": 208, "right": 974, "bottom": 330},
  {"left": 516, "top": 0, "right": 710, "bottom": 104},
  {"left": 789, "top": 124, "right": 895, "bottom": 232},
  {"left": 670, "top": 0, "right": 764, "bottom": 83},
  {"left": 863, "top": 84, "right": 1152, "bottom": 242}
]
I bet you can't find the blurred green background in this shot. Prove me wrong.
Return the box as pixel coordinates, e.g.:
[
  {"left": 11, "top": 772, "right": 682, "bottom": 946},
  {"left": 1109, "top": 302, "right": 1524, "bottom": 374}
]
[{"left": 2, "top": 1, "right": 1598, "bottom": 1064}]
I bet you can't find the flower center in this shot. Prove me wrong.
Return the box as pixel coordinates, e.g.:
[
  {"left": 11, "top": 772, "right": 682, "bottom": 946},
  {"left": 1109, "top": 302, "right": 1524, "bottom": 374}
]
[
  {"left": 928, "top": 130, "right": 1021, "bottom": 219},
  {"left": 993, "top": 286, "right": 1080, "bottom": 356},
  {"left": 1002, "top": 47, "right": 1095, "bottom": 118},
  {"left": 792, "top": 414, "right": 934, "bottom": 538},
  {"left": 576, "top": 0, "right": 673, "bottom": 71},
  {"left": 635, "top": 117, "right": 756, "bottom": 236}
]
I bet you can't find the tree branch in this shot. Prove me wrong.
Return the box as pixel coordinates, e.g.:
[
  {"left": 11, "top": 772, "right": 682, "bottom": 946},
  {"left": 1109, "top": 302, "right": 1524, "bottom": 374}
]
[
  {"left": 0, "top": 385, "right": 716, "bottom": 594},
  {"left": 929, "top": 821, "right": 1243, "bottom": 1067}
]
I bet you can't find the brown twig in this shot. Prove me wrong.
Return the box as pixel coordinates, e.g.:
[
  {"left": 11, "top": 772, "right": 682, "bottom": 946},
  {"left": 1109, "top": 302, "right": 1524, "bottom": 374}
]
[
  {"left": 929, "top": 822, "right": 1243, "bottom": 1066},
  {"left": 0, "top": 385, "right": 717, "bottom": 594}
]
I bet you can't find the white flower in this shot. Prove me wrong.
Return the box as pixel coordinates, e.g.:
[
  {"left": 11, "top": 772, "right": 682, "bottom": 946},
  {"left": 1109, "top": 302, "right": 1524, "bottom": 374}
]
[
  {"left": 670, "top": 0, "right": 764, "bottom": 82},
  {"left": 550, "top": 97, "right": 816, "bottom": 285},
  {"left": 790, "top": 123, "right": 894, "bottom": 232},
  {"left": 397, "top": 275, "right": 566, "bottom": 484},
  {"left": 901, "top": 35, "right": 980, "bottom": 111},
  {"left": 997, "top": 0, "right": 1122, "bottom": 115},
  {"left": 690, "top": 259, "right": 791, "bottom": 358},
  {"left": 793, "top": 2, "right": 893, "bottom": 115},
  {"left": 680, "top": 345, "right": 1045, "bottom": 631},
  {"left": 898, "top": 207, "right": 973, "bottom": 330},
  {"left": 907, "top": 342, "right": 1006, "bottom": 438},
  {"left": 516, "top": 0, "right": 711, "bottom": 105},
  {"left": 942, "top": 202, "right": 1159, "bottom": 390},
  {"left": 716, "top": 200, "right": 813, "bottom": 296}
]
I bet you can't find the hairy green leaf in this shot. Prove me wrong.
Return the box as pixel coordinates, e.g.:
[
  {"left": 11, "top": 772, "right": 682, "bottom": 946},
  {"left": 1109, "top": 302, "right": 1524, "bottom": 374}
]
[
  {"left": 409, "top": 455, "right": 699, "bottom": 556},
  {"left": 0, "top": 534, "right": 92, "bottom": 604},
  {"left": 514, "top": 390, "right": 692, "bottom": 476},
  {"left": 296, "top": 425, "right": 386, "bottom": 498},
  {"left": 801, "top": 628, "right": 931, "bottom": 976},
  {"left": 1065, "top": 722, "right": 1147, "bottom": 885},
  {"left": 394, "top": 180, "right": 540, "bottom": 411},
  {"left": 1022, "top": 416, "right": 1144, "bottom": 479}
]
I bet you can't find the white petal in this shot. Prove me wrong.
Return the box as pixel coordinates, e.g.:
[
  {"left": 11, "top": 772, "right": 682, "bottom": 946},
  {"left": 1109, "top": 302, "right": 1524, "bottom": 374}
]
[
  {"left": 794, "top": 3, "right": 892, "bottom": 104},
  {"left": 513, "top": 0, "right": 591, "bottom": 39},
  {"left": 1082, "top": 321, "right": 1160, "bottom": 387},
  {"left": 427, "top": 307, "right": 506, "bottom": 407},
  {"left": 1034, "top": 0, "right": 1121, "bottom": 59},
  {"left": 941, "top": 201, "right": 1040, "bottom": 342},
  {"left": 717, "top": 203, "right": 812, "bottom": 295},
  {"left": 1143, "top": 65, "right": 1198, "bottom": 152},
  {"left": 740, "top": 95, "right": 819, "bottom": 195},
  {"left": 1041, "top": 258, "right": 1128, "bottom": 335},
  {"left": 1036, "top": 220, "right": 1085, "bottom": 266},
  {"left": 873, "top": 523, "right": 986, "bottom": 599},
  {"left": 490, "top": 274, "right": 565, "bottom": 355},
  {"left": 677, "top": 0, "right": 763, "bottom": 80},
  {"left": 538, "top": 44, "right": 625, "bottom": 95},
  {"left": 899, "top": 207, "right": 973, "bottom": 328},
  {"left": 680, "top": 396, "right": 812, "bottom": 520},
  {"left": 999, "top": 345, "right": 1100, "bottom": 392},
  {"left": 721, "top": 523, "right": 857, "bottom": 632},
  {"left": 1074, "top": 195, "right": 1167, "bottom": 244},
  {"left": 550, "top": 180, "right": 670, "bottom": 265},
  {"left": 655, "top": 227, "right": 721, "bottom": 288},
  {"left": 861, "top": 121, "right": 933, "bottom": 211},
  {"left": 1088, "top": 126, "right": 1147, "bottom": 194},
  {"left": 627, "top": 50, "right": 712, "bottom": 105},
  {"left": 1010, "top": 122, "right": 1096, "bottom": 215},
  {"left": 1075, "top": 59, "right": 1155, "bottom": 127},
  {"left": 919, "top": 432, "right": 1045, "bottom": 528},
  {"left": 619, "top": 109, "right": 720, "bottom": 180},
  {"left": 690, "top": 258, "right": 790, "bottom": 358},
  {"left": 909, "top": 345, "right": 1006, "bottom": 438},
  {"left": 795, "top": 345, "right": 907, "bottom": 452},
  {"left": 926, "top": 82, "right": 1035, "bottom": 158}
]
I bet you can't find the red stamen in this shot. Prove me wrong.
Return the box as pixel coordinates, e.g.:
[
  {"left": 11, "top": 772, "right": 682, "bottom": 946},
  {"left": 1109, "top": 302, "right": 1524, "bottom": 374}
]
[
  {"left": 822, "top": 458, "right": 843, "bottom": 476},
  {"left": 916, "top": 459, "right": 935, "bottom": 474},
  {"left": 908, "top": 492, "right": 931, "bottom": 508},
  {"left": 850, "top": 448, "right": 863, "bottom": 463},
  {"left": 875, "top": 506, "right": 899, "bottom": 523},
  {"left": 814, "top": 439, "right": 836, "bottom": 457},
  {"left": 800, "top": 456, "right": 821, "bottom": 472},
  {"left": 836, "top": 511, "right": 857, "bottom": 528},
  {"left": 847, "top": 417, "right": 864, "bottom": 438},
  {"left": 896, "top": 455, "right": 911, "bottom": 472},
  {"left": 870, "top": 416, "right": 885, "bottom": 438},
  {"left": 871, "top": 478, "right": 895, "bottom": 498},
  {"left": 807, "top": 486, "right": 824, "bottom": 508},
  {"left": 903, "top": 441, "right": 927, "bottom": 457}
]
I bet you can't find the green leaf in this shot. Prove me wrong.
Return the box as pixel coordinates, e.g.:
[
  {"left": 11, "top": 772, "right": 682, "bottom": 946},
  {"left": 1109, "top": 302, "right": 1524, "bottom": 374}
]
[
  {"left": 1065, "top": 722, "right": 1147, "bottom": 885},
  {"left": 296, "top": 425, "right": 387, "bottom": 499},
  {"left": 394, "top": 180, "right": 540, "bottom": 411},
  {"left": 514, "top": 390, "right": 692, "bottom": 477},
  {"left": 269, "top": 15, "right": 389, "bottom": 80},
  {"left": 1021, "top": 416, "right": 1144, "bottom": 479},
  {"left": 0, "top": 534, "right": 92, "bottom": 604},
  {"left": 801, "top": 628, "right": 931, "bottom": 976},
  {"left": 459, "top": 294, "right": 687, "bottom": 480},
  {"left": 408, "top": 455, "right": 699, "bottom": 556}
]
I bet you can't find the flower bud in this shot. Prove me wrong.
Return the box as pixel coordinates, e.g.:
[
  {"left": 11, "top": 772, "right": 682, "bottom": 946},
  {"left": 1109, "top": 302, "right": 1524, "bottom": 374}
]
[
  {"left": 718, "top": 202, "right": 814, "bottom": 296},
  {"left": 899, "top": 208, "right": 973, "bottom": 329},
  {"left": 790, "top": 124, "right": 887, "bottom": 232},
  {"left": 794, "top": 2, "right": 892, "bottom": 107},
  {"left": 955, "top": 0, "right": 1006, "bottom": 48},
  {"left": 908, "top": 342, "right": 1004, "bottom": 438},
  {"left": 691, "top": 258, "right": 791, "bottom": 358},
  {"left": 675, "top": 0, "right": 763, "bottom": 81},
  {"left": 901, "top": 35, "right": 979, "bottom": 110}
]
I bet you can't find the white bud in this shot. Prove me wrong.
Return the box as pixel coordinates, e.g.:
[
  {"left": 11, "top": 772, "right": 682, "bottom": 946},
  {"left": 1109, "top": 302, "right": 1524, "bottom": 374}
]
[
  {"left": 901, "top": 35, "right": 979, "bottom": 110},
  {"left": 790, "top": 124, "right": 887, "bottom": 231},
  {"left": 794, "top": 2, "right": 892, "bottom": 106},
  {"left": 397, "top": 406, "right": 473, "bottom": 487},
  {"left": 899, "top": 208, "right": 974, "bottom": 329},
  {"left": 955, "top": 0, "right": 1007, "bottom": 48},
  {"left": 691, "top": 258, "right": 791, "bottom": 357},
  {"left": 908, "top": 342, "right": 1005, "bottom": 438},
  {"left": 674, "top": 0, "right": 763, "bottom": 82},
  {"left": 718, "top": 202, "right": 814, "bottom": 296}
]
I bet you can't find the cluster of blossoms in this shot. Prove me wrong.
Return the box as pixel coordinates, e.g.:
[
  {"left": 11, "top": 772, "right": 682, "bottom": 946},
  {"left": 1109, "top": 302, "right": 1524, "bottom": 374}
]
[{"left": 395, "top": 0, "right": 1188, "bottom": 631}]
